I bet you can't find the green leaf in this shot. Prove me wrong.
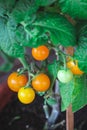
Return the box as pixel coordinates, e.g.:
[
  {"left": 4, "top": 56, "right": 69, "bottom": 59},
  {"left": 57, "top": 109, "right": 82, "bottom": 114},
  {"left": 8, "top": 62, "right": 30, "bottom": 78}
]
[
  {"left": 46, "top": 97, "right": 57, "bottom": 106},
  {"left": 0, "top": 62, "right": 13, "bottom": 72},
  {"left": 16, "top": 25, "right": 48, "bottom": 48},
  {"left": 35, "top": 0, "right": 57, "bottom": 6},
  {"left": 0, "top": 50, "right": 14, "bottom": 72},
  {"left": 0, "top": 17, "right": 24, "bottom": 58},
  {"left": 0, "top": 0, "right": 16, "bottom": 16},
  {"left": 47, "top": 60, "right": 59, "bottom": 80},
  {"left": 58, "top": 0, "right": 87, "bottom": 19},
  {"left": 59, "top": 80, "right": 74, "bottom": 111},
  {"left": 72, "top": 75, "right": 87, "bottom": 112},
  {"left": 60, "top": 75, "right": 87, "bottom": 112},
  {"left": 74, "top": 42, "right": 87, "bottom": 73},
  {"left": 74, "top": 24, "right": 87, "bottom": 73},
  {"left": 12, "top": 0, "right": 39, "bottom": 23},
  {"left": 29, "top": 12, "right": 76, "bottom": 47}
]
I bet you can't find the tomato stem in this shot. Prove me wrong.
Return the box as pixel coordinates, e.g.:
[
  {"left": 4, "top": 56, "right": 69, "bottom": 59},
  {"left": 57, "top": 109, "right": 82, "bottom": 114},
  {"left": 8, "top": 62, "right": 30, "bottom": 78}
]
[
  {"left": 58, "top": 50, "right": 67, "bottom": 70},
  {"left": 44, "top": 77, "right": 55, "bottom": 99},
  {"left": 18, "top": 57, "right": 29, "bottom": 69},
  {"left": 18, "top": 57, "right": 34, "bottom": 87}
]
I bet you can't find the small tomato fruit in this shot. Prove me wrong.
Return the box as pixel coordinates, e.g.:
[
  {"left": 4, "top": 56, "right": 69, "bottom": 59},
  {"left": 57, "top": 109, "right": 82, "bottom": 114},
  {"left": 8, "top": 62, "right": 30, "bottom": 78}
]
[
  {"left": 18, "top": 87, "right": 35, "bottom": 104},
  {"left": 7, "top": 72, "right": 28, "bottom": 92},
  {"left": 32, "top": 73, "right": 50, "bottom": 92},
  {"left": 67, "top": 60, "right": 84, "bottom": 75},
  {"left": 32, "top": 45, "right": 49, "bottom": 61},
  {"left": 57, "top": 69, "right": 73, "bottom": 83}
]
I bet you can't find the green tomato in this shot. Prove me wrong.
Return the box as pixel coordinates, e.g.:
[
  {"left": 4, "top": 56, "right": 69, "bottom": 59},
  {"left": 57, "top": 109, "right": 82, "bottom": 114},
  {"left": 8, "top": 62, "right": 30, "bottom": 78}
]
[{"left": 57, "top": 69, "right": 73, "bottom": 83}]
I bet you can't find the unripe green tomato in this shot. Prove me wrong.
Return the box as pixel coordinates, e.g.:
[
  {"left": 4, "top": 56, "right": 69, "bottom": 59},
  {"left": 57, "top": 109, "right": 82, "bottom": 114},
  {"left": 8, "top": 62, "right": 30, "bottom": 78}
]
[{"left": 57, "top": 69, "right": 73, "bottom": 83}]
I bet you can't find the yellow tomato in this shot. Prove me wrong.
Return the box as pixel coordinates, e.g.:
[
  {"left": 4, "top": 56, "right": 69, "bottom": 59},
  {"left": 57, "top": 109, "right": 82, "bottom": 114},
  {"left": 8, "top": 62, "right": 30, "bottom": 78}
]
[{"left": 18, "top": 87, "right": 35, "bottom": 104}]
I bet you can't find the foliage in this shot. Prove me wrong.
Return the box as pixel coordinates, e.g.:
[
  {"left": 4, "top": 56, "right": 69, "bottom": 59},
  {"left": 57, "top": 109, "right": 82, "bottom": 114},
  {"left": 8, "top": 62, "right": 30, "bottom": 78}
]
[
  {"left": 72, "top": 75, "right": 87, "bottom": 112},
  {"left": 74, "top": 23, "right": 87, "bottom": 73},
  {"left": 58, "top": 0, "right": 87, "bottom": 19},
  {"left": 0, "top": 0, "right": 87, "bottom": 115},
  {"left": 60, "top": 75, "right": 87, "bottom": 112}
]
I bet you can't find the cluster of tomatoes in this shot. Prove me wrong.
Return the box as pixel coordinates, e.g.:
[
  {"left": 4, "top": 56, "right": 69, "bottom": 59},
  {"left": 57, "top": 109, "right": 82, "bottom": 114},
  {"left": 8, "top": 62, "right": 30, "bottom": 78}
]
[
  {"left": 7, "top": 45, "right": 51, "bottom": 104},
  {"left": 7, "top": 45, "right": 84, "bottom": 104},
  {"left": 7, "top": 72, "right": 50, "bottom": 104}
]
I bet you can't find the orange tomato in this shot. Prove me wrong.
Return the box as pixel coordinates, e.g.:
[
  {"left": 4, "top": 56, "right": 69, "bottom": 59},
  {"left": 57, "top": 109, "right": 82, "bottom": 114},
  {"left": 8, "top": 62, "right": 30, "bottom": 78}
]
[
  {"left": 67, "top": 60, "right": 84, "bottom": 75},
  {"left": 32, "top": 45, "right": 49, "bottom": 61},
  {"left": 18, "top": 87, "right": 35, "bottom": 104},
  {"left": 32, "top": 73, "right": 50, "bottom": 92},
  {"left": 7, "top": 72, "right": 28, "bottom": 92}
]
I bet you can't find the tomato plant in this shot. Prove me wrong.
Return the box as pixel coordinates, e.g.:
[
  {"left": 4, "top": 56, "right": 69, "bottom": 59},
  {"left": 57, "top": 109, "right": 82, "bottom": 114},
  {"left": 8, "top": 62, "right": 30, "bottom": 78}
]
[
  {"left": 18, "top": 87, "right": 35, "bottom": 104},
  {"left": 0, "top": 1, "right": 87, "bottom": 129},
  {"left": 32, "top": 73, "right": 50, "bottom": 92},
  {"left": 7, "top": 72, "right": 28, "bottom": 92},
  {"left": 57, "top": 69, "right": 73, "bottom": 83},
  {"left": 32, "top": 45, "right": 49, "bottom": 61},
  {"left": 67, "top": 60, "right": 84, "bottom": 75}
]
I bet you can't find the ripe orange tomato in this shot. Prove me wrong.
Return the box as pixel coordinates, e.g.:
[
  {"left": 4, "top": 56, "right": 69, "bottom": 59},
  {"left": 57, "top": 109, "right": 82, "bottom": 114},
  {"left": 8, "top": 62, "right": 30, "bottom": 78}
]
[
  {"left": 32, "top": 45, "right": 49, "bottom": 61},
  {"left": 32, "top": 73, "right": 50, "bottom": 92},
  {"left": 18, "top": 87, "right": 35, "bottom": 104},
  {"left": 7, "top": 72, "right": 28, "bottom": 92},
  {"left": 67, "top": 60, "right": 84, "bottom": 75}
]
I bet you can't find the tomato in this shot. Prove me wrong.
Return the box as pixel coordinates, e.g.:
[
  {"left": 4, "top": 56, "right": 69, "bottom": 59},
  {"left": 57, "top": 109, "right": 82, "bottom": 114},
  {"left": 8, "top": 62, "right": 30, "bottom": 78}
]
[
  {"left": 32, "top": 45, "right": 49, "bottom": 61},
  {"left": 67, "top": 60, "right": 84, "bottom": 75},
  {"left": 32, "top": 73, "right": 50, "bottom": 92},
  {"left": 7, "top": 72, "right": 28, "bottom": 92},
  {"left": 18, "top": 87, "right": 35, "bottom": 104},
  {"left": 57, "top": 69, "right": 73, "bottom": 83}
]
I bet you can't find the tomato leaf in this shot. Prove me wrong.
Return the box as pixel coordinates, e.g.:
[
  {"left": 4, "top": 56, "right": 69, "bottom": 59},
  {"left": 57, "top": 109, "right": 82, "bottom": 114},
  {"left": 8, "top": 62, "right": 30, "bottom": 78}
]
[
  {"left": 72, "top": 75, "right": 87, "bottom": 112},
  {"left": 58, "top": 0, "right": 87, "bottom": 19},
  {"left": 0, "top": 0, "right": 16, "bottom": 15},
  {"left": 0, "top": 17, "right": 24, "bottom": 58},
  {"left": 16, "top": 25, "right": 49, "bottom": 48},
  {"left": 47, "top": 60, "right": 59, "bottom": 80},
  {"left": 0, "top": 51, "right": 14, "bottom": 72},
  {"left": 59, "top": 81, "right": 74, "bottom": 111},
  {"left": 74, "top": 24, "right": 87, "bottom": 73},
  {"left": 12, "top": 0, "right": 39, "bottom": 23},
  {"left": 35, "top": 0, "right": 57, "bottom": 6},
  {"left": 60, "top": 75, "right": 87, "bottom": 112},
  {"left": 29, "top": 12, "right": 76, "bottom": 47}
]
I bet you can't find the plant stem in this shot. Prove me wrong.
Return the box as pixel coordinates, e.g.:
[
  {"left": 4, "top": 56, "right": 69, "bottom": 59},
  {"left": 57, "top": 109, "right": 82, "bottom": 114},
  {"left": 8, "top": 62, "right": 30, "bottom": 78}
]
[
  {"left": 18, "top": 57, "right": 29, "bottom": 69},
  {"left": 59, "top": 51, "right": 67, "bottom": 70},
  {"left": 66, "top": 105, "right": 74, "bottom": 130},
  {"left": 43, "top": 80, "right": 60, "bottom": 130}
]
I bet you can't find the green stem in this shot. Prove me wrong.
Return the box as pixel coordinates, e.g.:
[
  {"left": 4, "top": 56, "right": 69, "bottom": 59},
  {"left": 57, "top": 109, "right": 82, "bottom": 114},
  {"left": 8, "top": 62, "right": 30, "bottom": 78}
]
[
  {"left": 44, "top": 78, "right": 55, "bottom": 99},
  {"left": 53, "top": 46, "right": 67, "bottom": 70},
  {"left": 59, "top": 51, "right": 67, "bottom": 70},
  {"left": 18, "top": 57, "right": 29, "bottom": 69}
]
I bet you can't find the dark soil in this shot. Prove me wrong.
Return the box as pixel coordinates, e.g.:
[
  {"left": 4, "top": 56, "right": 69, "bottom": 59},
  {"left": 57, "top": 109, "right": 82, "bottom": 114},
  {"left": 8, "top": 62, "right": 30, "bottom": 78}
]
[
  {"left": 0, "top": 94, "right": 66, "bottom": 130},
  {"left": 0, "top": 92, "right": 87, "bottom": 130}
]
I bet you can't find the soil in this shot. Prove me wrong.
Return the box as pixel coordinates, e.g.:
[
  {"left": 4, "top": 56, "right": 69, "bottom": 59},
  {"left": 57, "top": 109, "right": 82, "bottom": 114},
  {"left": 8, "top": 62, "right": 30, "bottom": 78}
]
[
  {"left": 0, "top": 94, "right": 66, "bottom": 130},
  {"left": 0, "top": 93, "right": 87, "bottom": 130},
  {"left": 0, "top": 91, "right": 87, "bottom": 130}
]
